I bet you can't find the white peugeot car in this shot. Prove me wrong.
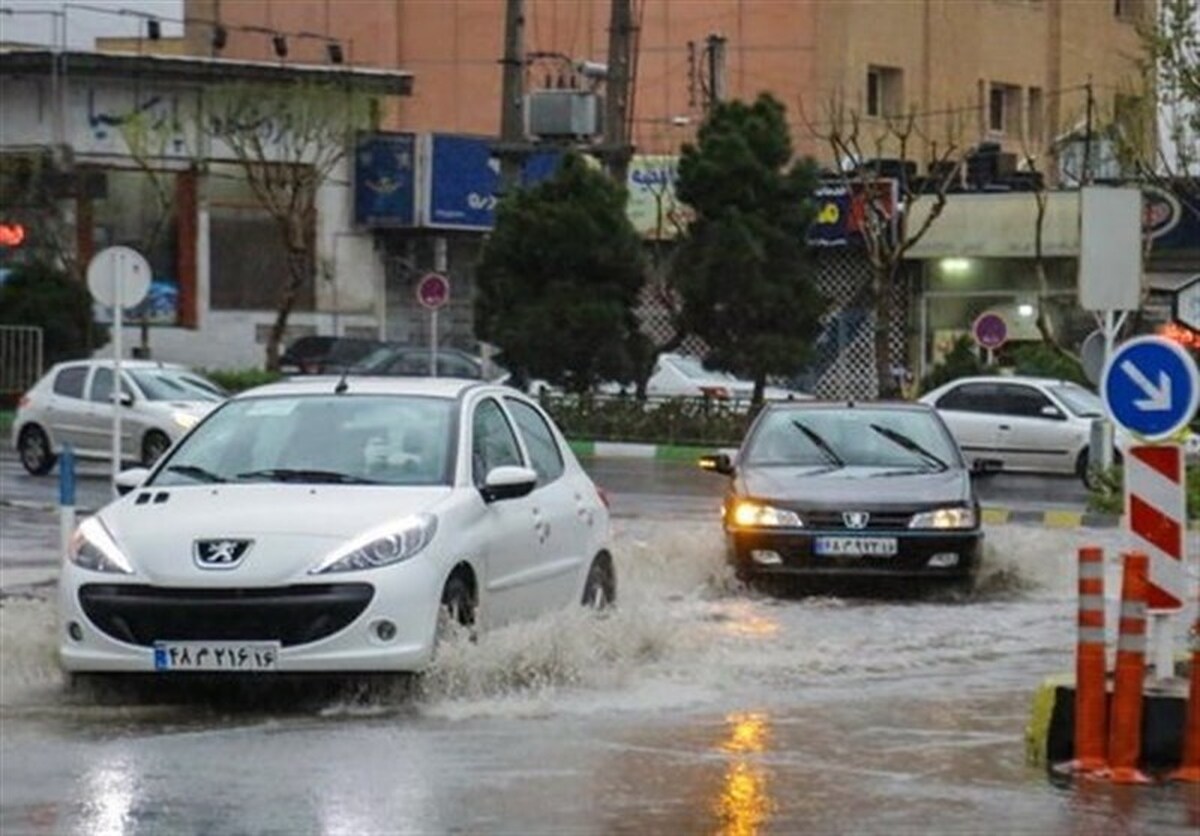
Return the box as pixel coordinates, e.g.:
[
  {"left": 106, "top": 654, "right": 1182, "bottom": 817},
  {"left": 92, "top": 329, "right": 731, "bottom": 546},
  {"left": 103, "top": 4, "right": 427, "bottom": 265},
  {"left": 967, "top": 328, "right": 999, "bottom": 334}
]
[{"left": 58, "top": 377, "right": 615, "bottom": 675}]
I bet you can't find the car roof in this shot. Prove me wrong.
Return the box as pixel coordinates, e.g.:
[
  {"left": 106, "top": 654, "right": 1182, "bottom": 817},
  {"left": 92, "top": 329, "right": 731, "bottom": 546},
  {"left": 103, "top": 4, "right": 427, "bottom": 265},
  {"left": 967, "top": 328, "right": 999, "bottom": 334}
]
[
  {"left": 235, "top": 376, "right": 486, "bottom": 400},
  {"left": 54, "top": 359, "right": 190, "bottom": 371},
  {"left": 761, "top": 399, "right": 935, "bottom": 413},
  {"left": 933, "top": 375, "right": 1080, "bottom": 387}
]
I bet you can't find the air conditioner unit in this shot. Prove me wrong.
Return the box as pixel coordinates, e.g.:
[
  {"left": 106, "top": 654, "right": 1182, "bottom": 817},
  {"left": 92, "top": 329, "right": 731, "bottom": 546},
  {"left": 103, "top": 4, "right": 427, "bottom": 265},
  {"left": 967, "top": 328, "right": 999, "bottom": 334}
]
[{"left": 527, "top": 91, "right": 604, "bottom": 139}]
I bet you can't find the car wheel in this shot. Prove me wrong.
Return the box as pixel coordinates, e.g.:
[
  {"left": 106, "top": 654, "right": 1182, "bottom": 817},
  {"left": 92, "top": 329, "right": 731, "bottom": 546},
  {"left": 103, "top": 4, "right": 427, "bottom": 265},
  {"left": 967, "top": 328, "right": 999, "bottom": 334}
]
[
  {"left": 581, "top": 554, "right": 616, "bottom": 609},
  {"left": 436, "top": 573, "right": 476, "bottom": 645},
  {"left": 17, "top": 425, "right": 56, "bottom": 476},
  {"left": 141, "top": 430, "right": 171, "bottom": 467}
]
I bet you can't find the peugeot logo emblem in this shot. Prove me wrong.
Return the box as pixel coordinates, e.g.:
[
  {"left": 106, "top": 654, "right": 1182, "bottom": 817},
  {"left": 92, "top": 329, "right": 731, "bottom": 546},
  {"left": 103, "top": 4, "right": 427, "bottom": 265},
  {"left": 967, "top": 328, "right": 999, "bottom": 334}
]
[
  {"left": 194, "top": 539, "right": 252, "bottom": 569},
  {"left": 843, "top": 512, "right": 870, "bottom": 530}
]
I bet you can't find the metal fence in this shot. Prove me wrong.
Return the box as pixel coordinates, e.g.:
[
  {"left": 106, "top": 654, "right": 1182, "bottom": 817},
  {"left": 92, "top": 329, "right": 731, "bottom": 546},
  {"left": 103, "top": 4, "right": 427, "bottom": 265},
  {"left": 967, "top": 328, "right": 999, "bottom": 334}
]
[{"left": 0, "top": 325, "right": 44, "bottom": 401}]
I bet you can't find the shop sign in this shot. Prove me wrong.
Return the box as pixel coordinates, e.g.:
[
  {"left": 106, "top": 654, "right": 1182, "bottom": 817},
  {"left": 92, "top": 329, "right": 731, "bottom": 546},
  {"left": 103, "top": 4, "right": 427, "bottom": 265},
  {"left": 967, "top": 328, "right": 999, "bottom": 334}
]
[
  {"left": 626, "top": 155, "right": 693, "bottom": 240},
  {"left": 354, "top": 132, "right": 417, "bottom": 228},
  {"left": 426, "top": 134, "right": 559, "bottom": 230},
  {"left": 807, "top": 179, "right": 898, "bottom": 248}
]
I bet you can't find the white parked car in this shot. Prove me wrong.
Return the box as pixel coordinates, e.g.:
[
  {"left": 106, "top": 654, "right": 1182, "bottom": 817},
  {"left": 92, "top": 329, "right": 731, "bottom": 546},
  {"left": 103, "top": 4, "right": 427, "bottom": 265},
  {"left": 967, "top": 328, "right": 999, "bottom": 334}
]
[
  {"left": 608, "top": 353, "right": 808, "bottom": 402},
  {"left": 919, "top": 375, "right": 1128, "bottom": 482},
  {"left": 13, "top": 359, "right": 226, "bottom": 474},
  {"left": 58, "top": 377, "right": 615, "bottom": 676}
]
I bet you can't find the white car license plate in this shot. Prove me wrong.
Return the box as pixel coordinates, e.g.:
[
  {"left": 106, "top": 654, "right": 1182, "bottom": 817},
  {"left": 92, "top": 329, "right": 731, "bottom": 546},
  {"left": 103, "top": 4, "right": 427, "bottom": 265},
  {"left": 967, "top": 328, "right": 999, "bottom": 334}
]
[
  {"left": 814, "top": 537, "right": 898, "bottom": 558},
  {"left": 154, "top": 641, "right": 280, "bottom": 672}
]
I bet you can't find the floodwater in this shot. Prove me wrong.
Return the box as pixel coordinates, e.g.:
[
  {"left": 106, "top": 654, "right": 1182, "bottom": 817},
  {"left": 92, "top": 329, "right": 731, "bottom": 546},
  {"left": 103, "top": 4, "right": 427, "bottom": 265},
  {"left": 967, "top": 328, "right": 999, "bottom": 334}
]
[{"left": 1, "top": 519, "right": 1198, "bottom": 835}]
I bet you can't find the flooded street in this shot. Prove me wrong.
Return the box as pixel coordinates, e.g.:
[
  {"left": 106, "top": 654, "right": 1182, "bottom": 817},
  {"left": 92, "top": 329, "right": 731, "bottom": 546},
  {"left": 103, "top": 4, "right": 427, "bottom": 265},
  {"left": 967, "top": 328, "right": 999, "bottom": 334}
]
[{"left": 3, "top": 509, "right": 1198, "bottom": 834}]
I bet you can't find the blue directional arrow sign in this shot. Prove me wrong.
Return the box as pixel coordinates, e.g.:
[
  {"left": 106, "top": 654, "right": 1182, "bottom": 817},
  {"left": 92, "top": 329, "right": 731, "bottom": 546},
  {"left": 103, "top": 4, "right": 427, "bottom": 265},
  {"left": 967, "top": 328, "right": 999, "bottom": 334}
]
[{"left": 1101, "top": 336, "right": 1200, "bottom": 440}]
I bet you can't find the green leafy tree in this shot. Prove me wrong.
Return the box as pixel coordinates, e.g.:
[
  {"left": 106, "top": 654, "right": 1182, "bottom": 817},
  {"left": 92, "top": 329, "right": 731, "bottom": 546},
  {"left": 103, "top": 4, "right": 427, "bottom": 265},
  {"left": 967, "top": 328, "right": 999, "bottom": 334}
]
[
  {"left": 0, "top": 261, "right": 106, "bottom": 366},
  {"left": 672, "top": 93, "right": 824, "bottom": 403},
  {"left": 475, "top": 153, "right": 647, "bottom": 393}
]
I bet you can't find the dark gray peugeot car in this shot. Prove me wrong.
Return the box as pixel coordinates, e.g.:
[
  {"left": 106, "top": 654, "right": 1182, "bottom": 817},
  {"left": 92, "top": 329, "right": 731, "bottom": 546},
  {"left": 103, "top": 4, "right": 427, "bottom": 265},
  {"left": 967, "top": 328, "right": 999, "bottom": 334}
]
[{"left": 700, "top": 401, "right": 986, "bottom": 587}]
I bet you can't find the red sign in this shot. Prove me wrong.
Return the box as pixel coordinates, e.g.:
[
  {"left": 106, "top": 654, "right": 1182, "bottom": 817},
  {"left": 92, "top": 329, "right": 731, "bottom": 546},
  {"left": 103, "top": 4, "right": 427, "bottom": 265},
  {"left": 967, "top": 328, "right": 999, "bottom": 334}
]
[
  {"left": 0, "top": 223, "right": 26, "bottom": 248},
  {"left": 416, "top": 272, "right": 450, "bottom": 310},
  {"left": 972, "top": 312, "right": 1009, "bottom": 351},
  {"left": 1125, "top": 444, "right": 1187, "bottom": 611}
]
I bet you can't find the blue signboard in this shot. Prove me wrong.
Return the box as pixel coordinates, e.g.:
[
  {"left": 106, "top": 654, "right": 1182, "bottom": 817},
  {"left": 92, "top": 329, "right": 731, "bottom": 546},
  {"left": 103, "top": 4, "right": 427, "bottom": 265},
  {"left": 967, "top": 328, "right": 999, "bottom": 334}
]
[
  {"left": 1101, "top": 335, "right": 1200, "bottom": 440},
  {"left": 354, "top": 133, "right": 416, "bottom": 228},
  {"left": 427, "top": 134, "right": 560, "bottom": 230}
]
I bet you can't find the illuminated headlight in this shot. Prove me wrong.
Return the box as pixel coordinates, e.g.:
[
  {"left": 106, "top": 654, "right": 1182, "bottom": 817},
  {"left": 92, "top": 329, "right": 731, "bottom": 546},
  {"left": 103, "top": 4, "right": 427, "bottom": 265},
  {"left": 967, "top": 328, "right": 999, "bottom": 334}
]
[
  {"left": 68, "top": 517, "right": 134, "bottom": 574},
  {"left": 730, "top": 501, "right": 802, "bottom": 528},
  {"left": 909, "top": 507, "right": 976, "bottom": 530},
  {"left": 311, "top": 514, "right": 438, "bottom": 574},
  {"left": 172, "top": 411, "right": 199, "bottom": 430}
]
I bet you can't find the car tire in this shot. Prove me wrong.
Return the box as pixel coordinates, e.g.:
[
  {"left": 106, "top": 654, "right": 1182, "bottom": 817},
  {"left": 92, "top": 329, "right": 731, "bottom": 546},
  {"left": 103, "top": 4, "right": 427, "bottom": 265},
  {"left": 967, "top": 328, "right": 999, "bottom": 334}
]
[
  {"left": 17, "top": 424, "right": 56, "bottom": 476},
  {"left": 581, "top": 554, "right": 616, "bottom": 609},
  {"left": 141, "top": 430, "right": 171, "bottom": 467},
  {"left": 436, "top": 573, "right": 476, "bottom": 645}
]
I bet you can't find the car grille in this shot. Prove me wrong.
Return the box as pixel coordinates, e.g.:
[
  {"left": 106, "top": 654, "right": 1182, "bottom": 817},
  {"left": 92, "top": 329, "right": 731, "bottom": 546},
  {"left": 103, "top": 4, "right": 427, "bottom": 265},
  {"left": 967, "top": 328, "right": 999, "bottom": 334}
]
[
  {"left": 801, "top": 511, "right": 914, "bottom": 530},
  {"left": 79, "top": 583, "right": 374, "bottom": 648}
]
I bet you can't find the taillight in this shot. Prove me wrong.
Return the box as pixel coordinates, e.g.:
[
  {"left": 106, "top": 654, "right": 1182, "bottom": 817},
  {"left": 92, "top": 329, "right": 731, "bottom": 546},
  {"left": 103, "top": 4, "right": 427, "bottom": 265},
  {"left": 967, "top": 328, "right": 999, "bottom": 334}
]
[
  {"left": 595, "top": 486, "right": 611, "bottom": 509},
  {"left": 17, "top": 394, "right": 31, "bottom": 409}
]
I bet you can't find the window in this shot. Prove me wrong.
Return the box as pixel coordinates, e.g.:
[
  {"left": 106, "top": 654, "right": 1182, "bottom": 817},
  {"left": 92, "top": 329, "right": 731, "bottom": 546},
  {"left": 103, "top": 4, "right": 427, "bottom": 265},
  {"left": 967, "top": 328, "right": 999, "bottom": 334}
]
[
  {"left": 505, "top": 398, "right": 564, "bottom": 484},
  {"left": 866, "top": 66, "right": 904, "bottom": 118},
  {"left": 471, "top": 399, "right": 523, "bottom": 486},
  {"left": 988, "top": 83, "right": 1021, "bottom": 135},
  {"left": 936, "top": 383, "right": 998, "bottom": 414},
  {"left": 88, "top": 368, "right": 134, "bottom": 404},
  {"left": 52, "top": 366, "right": 87, "bottom": 399},
  {"left": 994, "top": 384, "right": 1056, "bottom": 419},
  {"left": 989, "top": 86, "right": 1005, "bottom": 133}
]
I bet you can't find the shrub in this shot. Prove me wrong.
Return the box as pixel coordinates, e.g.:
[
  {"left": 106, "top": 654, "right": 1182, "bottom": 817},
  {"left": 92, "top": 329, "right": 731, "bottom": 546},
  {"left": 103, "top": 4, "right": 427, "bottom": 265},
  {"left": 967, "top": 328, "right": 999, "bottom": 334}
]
[
  {"left": 204, "top": 368, "right": 283, "bottom": 393},
  {"left": 920, "top": 336, "right": 984, "bottom": 394},
  {"left": 1010, "top": 342, "right": 1087, "bottom": 385},
  {"left": 0, "top": 261, "right": 105, "bottom": 366},
  {"left": 538, "top": 392, "right": 753, "bottom": 447}
]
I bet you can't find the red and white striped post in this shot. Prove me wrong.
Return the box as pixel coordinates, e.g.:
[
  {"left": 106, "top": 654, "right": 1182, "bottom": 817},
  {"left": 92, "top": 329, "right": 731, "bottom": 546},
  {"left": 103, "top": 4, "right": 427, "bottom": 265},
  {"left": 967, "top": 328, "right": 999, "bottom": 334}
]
[{"left": 1125, "top": 444, "right": 1187, "bottom": 679}]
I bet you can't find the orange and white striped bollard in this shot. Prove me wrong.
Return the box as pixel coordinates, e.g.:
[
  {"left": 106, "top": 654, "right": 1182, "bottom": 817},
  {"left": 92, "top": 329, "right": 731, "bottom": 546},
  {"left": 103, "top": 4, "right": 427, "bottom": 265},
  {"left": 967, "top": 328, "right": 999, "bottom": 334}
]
[
  {"left": 1169, "top": 602, "right": 1200, "bottom": 782},
  {"left": 1061, "top": 546, "right": 1108, "bottom": 774},
  {"left": 1101, "top": 551, "right": 1151, "bottom": 784}
]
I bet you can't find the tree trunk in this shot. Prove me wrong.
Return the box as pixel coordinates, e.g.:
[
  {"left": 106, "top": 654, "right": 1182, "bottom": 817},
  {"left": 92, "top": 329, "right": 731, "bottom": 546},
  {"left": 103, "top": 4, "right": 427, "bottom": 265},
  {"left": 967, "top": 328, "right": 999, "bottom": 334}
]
[
  {"left": 873, "top": 262, "right": 899, "bottom": 399},
  {"left": 265, "top": 247, "right": 311, "bottom": 371},
  {"left": 752, "top": 374, "right": 765, "bottom": 406}
]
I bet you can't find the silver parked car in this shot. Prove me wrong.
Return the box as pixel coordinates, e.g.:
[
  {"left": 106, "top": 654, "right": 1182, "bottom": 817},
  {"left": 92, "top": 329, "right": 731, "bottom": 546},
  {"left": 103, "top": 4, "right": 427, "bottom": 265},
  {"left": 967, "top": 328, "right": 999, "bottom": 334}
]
[{"left": 12, "top": 359, "right": 226, "bottom": 475}]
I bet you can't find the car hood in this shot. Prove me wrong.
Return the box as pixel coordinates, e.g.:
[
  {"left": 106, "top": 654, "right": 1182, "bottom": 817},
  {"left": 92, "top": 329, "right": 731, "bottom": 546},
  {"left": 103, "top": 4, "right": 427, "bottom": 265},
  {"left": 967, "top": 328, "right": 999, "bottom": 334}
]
[
  {"left": 98, "top": 484, "right": 453, "bottom": 586},
  {"left": 140, "top": 400, "right": 221, "bottom": 417},
  {"left": 738, "top": 465, "right": 971, "bottom": 509}
]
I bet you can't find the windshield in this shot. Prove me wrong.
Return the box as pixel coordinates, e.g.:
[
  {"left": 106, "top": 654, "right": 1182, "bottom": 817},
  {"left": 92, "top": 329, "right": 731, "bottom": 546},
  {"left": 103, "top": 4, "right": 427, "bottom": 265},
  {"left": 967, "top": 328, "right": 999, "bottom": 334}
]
[
  {"left": 745, "top": 408, "right": 961, "bottom": 470},
  {"left": 128, "top": 369, "right": 226, "bottom": 402},
  {"left": 151, "top": 394, "right": 456, "bottom": 487},
  {"left": 1047, "top": 383, "right": 1103, "bottom": 417}
]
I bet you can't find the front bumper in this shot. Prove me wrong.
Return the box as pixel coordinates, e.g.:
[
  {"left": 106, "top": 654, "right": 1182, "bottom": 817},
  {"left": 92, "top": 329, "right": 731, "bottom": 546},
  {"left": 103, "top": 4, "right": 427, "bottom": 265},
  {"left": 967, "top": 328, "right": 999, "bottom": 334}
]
[
  {"left": 58, "top": 559, "right": 445, "bottom": 674},
  {"left": 727, "top": 527, "right": 982, "bottom": 580}
]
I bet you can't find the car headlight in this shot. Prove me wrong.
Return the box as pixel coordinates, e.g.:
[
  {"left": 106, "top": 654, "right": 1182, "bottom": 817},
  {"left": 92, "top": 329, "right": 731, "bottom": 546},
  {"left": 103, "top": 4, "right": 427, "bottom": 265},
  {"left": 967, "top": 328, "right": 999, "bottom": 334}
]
[
  {"left": 172, "top": 411, "right": 199, "bottom": 430},
  {"left": 729, "top": 500, "right": 802, "bottom": 528},
  {"left": 311, "top": 514, "right": 438, "bottom": 574},
  {"left": 909, "top": 507, "right": 976, "bottom": 530},
  {"left": 68, "top": 517, "right": 134, "bottom": 574}
]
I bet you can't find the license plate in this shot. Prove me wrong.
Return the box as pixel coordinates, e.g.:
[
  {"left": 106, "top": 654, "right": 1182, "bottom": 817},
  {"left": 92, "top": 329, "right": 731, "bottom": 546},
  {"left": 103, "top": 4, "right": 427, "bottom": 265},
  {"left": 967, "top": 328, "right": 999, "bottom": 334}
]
[
  {"left": 814, "top": 537, "right": 898, "bottom": 558},
  {"left": 153, "top": 641, "right": 280, "bottom": 672}
]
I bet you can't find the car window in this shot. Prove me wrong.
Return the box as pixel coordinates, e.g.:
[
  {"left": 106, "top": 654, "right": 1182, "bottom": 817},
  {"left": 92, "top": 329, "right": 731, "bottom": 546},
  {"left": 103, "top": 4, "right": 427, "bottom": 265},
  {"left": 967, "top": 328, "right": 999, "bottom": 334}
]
[
  {"left": 128, "top": 369, "right": 225, "bottom": 402},
  {"left": 935, "top": 383, "right": 998, "bottom": 413},
  {"left": 472, "top": 398, "right": 524, "bottom": 486},
  {"left": 505, "top": 397, "right": 565, "bottom": 484},
  {"left": 995, "top": 384, "right": 1055, "bottom": 419},
  {"left": 52, "top": 366, "right": 87, "bottom": 399},
  {"left": 1047, "top": 383, "right": 1102, "bottom": 417},
  {"left": 151, "top": 394, "right": 456, "bottom": 487},
  {"left": 88, "top": 368, "right": 134, "bottom": 404}
]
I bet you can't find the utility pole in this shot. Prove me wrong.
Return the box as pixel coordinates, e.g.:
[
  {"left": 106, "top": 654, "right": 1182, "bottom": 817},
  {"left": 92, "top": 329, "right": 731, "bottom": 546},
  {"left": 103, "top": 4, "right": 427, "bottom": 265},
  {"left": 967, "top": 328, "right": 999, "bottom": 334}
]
[
  {"left": 602, "top": 0, "right": 635, "bottom": 184},
  {"left": 1082, "top": 74, "right": 1094, "bottom": 185},
  {"left": 497, "top": 0, "right": 527, "bottom": 191},
  {"left": 705, "top": 33, "right": 727, "bottom": 113}
]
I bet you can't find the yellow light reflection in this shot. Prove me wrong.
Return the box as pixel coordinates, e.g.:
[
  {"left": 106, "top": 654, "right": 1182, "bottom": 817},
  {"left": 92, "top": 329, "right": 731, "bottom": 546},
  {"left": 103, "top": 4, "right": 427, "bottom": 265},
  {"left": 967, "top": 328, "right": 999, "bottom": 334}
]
[{"left": 713, "top": 712, "right": 774, "bottom": 836}]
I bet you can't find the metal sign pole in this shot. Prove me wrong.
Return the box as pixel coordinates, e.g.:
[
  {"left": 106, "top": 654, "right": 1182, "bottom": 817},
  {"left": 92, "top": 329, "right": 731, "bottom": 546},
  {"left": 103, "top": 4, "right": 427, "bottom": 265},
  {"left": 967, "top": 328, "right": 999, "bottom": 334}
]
[
  {"left": 430, "top": 308, "right": 438, "bottom": 377},
  {"left": 111, "top": 252, "right": 123, "bottom": 496}
]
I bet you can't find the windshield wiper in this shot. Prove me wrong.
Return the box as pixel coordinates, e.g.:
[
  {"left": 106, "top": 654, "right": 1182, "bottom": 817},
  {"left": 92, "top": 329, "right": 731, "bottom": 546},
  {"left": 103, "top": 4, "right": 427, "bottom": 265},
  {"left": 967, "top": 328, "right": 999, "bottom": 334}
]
[
  {"left": 869, "top": 424, "right": 948, "bottom": 472},
  {"left": 790, "top": 420, "right": 845, "bottom": 468},
  {"left": 235, "top": 468, "right": 380, "bottom": 485},
  {"left": 165, "top": 464, "right": 227, "bottom": 483}
]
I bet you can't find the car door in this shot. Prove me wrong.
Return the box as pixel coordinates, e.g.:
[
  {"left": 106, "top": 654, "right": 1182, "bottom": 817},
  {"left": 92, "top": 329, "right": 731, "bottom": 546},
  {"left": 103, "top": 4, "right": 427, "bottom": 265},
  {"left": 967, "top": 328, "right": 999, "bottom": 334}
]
[
  {"left": 469, "top": 396, "right": 543, "bottom": 627},
  {"left": 81, "top": 366, "right": 141, "bottom": 462},
  {"left": 991, "top": 383, "right": 1079, "bottom": 473},
  {"left": 503, "top": 396, "right": 585, "bottom": 609},
  {"left": 41, "top": 365, "right": 92, "bottom": 454},
  {"left": 932, "top": 383, "right": 1002, "bottom": 466}
]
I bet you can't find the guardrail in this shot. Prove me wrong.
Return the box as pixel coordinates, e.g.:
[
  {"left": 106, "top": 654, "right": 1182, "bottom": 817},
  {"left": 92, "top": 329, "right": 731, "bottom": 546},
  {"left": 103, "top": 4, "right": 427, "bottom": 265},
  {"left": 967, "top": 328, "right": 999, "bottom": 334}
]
[{"left": 0, "top": 325, "right": 43, "bottom": 404}]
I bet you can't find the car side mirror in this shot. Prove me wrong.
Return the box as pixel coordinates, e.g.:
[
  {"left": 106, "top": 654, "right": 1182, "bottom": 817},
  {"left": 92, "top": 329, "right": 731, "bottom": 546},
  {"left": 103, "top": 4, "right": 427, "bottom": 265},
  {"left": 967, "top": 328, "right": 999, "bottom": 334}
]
[
  {"left": 480, "top": 465, "right": 538, "bottom": 503},
  {"left": 114, "top": 467, "right": 151, "bottom": 496},
  {"left": 1040, "top": 405, "right": 1064, "bottom": 420},
  {"left": 698, "top": 453, "right": 734, "bottom": 476},
  {"left": 119, "top": 391, "right": 135, "bottom": 407}
]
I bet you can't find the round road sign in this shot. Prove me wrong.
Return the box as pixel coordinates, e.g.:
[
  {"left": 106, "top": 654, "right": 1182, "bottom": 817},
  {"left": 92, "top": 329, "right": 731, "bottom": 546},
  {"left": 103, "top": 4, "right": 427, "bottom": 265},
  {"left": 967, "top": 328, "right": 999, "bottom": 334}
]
[
  {"left": 86, "top": 246, "right": 152, "bottom": 308},
  {"left": 416, "top": 272, "right": 450, "bottom": 310},
  {"left": 1101, "top": 335, "right": 1200, "bottom": 440},
  {"left": 972, "top": 312, "right": 1008, "bottom": 351}
]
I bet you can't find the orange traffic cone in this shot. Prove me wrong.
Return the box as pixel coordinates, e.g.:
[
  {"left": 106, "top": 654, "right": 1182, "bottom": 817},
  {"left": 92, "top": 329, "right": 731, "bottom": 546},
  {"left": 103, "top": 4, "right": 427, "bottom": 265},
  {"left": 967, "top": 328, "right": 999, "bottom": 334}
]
[
  {"left": 1101, "top": 551, "right": 1151, "bottom": 784},
  {"left": 1058, "top": 546, "right": 1108, "bottom": 774},
  {"left": 1169, "top": 607, "right": 1200, "bottom": 782}
]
